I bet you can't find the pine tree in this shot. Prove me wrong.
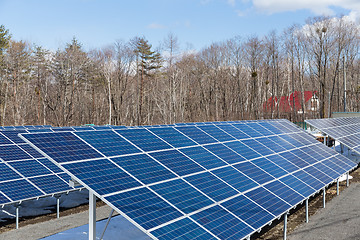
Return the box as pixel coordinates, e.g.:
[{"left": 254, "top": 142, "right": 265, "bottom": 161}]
[{"left": 133, "top": 37, "right": 162, "bottom": 124}]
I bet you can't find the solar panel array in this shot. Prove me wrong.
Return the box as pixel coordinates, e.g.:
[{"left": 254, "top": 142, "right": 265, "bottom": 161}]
[
  {"left": 0, "top": 125, "right": 127, "bottom": 206},
  {"left": 306, "top": 117, "right": 360, "bottom": 153},
  {"left": 21, "top": 120, "right": 356, "bottom": 240},
  {"left": 0, "top": 128, "right": 80, "bottom": 206}
]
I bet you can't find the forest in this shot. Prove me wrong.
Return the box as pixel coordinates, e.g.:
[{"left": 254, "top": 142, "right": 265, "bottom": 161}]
[{"left": 0, "top": 16, "right": 359, "bottom": 126}]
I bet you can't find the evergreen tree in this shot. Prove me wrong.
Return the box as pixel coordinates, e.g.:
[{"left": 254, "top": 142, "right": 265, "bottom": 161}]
[{"left": 133, "top": 37, "right": 162, "bottom": 124}]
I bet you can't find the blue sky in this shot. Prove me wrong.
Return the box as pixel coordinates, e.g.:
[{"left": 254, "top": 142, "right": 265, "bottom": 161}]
[{"left": 0, "top": 0, "right": 358, "bottom": 51}]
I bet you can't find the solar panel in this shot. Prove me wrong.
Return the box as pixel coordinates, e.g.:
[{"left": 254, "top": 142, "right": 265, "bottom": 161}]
[
  {"left": 0, "top": 128, "right": 81, "bottom": 206},
  {"left": 20, "top": 119, "right": 357, "bottom": 240},
  {"left": 306, "top": 117, "right": 360, "bottom": 154}
]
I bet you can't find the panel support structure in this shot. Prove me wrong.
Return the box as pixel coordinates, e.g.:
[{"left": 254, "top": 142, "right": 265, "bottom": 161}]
[
  {"left": 323, "top": 188, "right": 326, "bottom": 208},
  {"left": 15, "top": 205, "right": 19, "bottom": 229},
  {"left": 347, "top": 172, "right": 349, "bottom": 187},
  {"left": 56, "top": 196, "right": 60, "bottom": 219},
  {"left": 283, "top": 213, "right": 287, "bottom": 240},
  {"left": 336, "top": 179, "right": 339, "bottom": 195},
  {"left": 305, "top": 199, "right": 309, "bottom": 223},
  {"left": 89, "top": 191, "right": 96, "bottom": 240},
  {"left": 100, "top": 209, "right": 114, "bottom": 240}
]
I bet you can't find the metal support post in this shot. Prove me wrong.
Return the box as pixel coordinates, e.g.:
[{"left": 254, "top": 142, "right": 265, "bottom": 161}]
[
  {"left": 323, "top": 188, "right": 326, "bottom": 208},
  {"left": 56, "top": 197, "right": 60, "bottom": 219},
  {"left": 246, "top": 236, "right": 250, "bottom": 240},
  {"left": 337, "top": 179, "right": 339, "bottom": 195},
  {"left": 89, "top": 191, "right": 96, "bottom": 240},
  {"left": 15, "top": 205, "right": 19, "bottom": 229},
  {"left": 346, "top": 172, "right": 349, "bottom": 187},
  {"left": 100, "top": 209, "right": 114, "bottom": 240},
  {"left": 305, "top": 199, "right": 309, "bottom": 223},
  {"left": 283, "top": 213, "right": 287, "bottom": 240}
]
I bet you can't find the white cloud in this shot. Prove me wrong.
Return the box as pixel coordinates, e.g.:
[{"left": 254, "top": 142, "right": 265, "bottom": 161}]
[
  {"left": 228, "top": 0, "right": 236, "bottom": 7},
  {"left": 148, "top": 23, "right": 166, "bottom": 29},
  {"left": 252, "top": 0, "right": 360, "bottom": 21}
]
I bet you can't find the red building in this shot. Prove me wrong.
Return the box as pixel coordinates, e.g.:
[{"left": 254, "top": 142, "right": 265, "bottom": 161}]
[{"left": 263, "top": 91, "right": 318, "bottom": 113}]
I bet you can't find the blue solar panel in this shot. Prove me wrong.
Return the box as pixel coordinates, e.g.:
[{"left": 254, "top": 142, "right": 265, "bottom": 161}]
[
  {"left": 233, "top": 161, "right": 274, "bottom": 185},
  {"left": 150, "top": 179, "right": 213, "bottom": 214},
  {"left": 264, "top": 180, "right": 304, "bottom": 205},
  {"left": 0, "top": 134, "right": 12, "bottom": 145},
  {"left": 216, "top": 124, "right": 250, "bottom": 140},
  {"left": 175, "top": 126, "right": 217, "bottom": 144},
  {"left": 245, "top": 187, "right": 291, "bottom": 217},
  {"left": 8, "top": 159, "right": 52, "bottom": 177},
  {"left": 150, "top": 150, "right": 204, "bottom": 176},
  {"left": 22, "top": 132, "right": 102, "bottom": 163},
  {"left": 185, "top": 172, "right": 237, "bottom": 202},
  {"left": 65, "top": 159, "right": 140, "bottom": 195},
  {"left": 242, "top": 139, "right": 274, "bottom": 156},
  {"left": 20, "top": 144, "right": 45, "bottom": 158},
  {"left": 1, "top": 130, "right": 28, "bottom": 143},
  {"left": 0, "top": 179, "right": 43, "bottom": 202},
  {"left": 224, "top": 141, "right": 261, "bottom": 160},
  {"left": 179, "top": 147, "right": 226, "bottom": 169},
  {"left": 75, "top": 130, "right": 141, "bottom": 157},
  {"left": 151, "top": 218, "right": 216, "bottom": 240},
  {"left": 233, "top": 123, "right": 263, "bottom": 138},
  {"left": 148, "top": 127, "right": 197, "bottom": 148},
  {"left": 279, "top": 174, "right": 315, "bottom": 198},
  {"left": 221, "top": 195, "right": 274, "bottom": 230},
  {"left": 116, "top": 129, "right": 172, "bottom": 152},
  {"left": 29, "top": 175, "right": 72, "bottom": 194},
  {"left": 111, "top": 154, "right": 176, "bottom": 184},
  {"left": 0, "top": 145, "right": 32, "bottom": 161},
  {"left": 197, "top": 125, "right": 235, "bottom": 142},
  {"left": 191, "top": 205, "right": 254, "bottom": 240},
  {"left": 204, "top": 143, "right": 246, "bottom": 164},
  {"left": 251, "top": 157, "right": 287, "bottom": 178},
  {"left": 212, "top": 166, "right": 257, "bottom": 192},
  {"left": 105, "top": 187, "right": 183, "bottom": 230},
  {"left": 0, "top": 163, "right": 22, "bottom": 181}
]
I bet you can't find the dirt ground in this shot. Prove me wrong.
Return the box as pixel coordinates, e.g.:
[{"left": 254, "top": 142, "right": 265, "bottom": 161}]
[{"left": 0, "top": 167, "right": 359, "bottom": 239}]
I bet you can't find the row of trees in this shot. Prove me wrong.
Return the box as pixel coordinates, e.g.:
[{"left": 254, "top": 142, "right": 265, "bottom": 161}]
[{"left": 0, "top": 16, "right": 359, "bottom": 126}]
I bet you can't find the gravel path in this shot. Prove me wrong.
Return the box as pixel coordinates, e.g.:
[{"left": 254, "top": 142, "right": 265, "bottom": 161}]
[
  {"left": 289, "top": 182, "right": 360, "bottom": 240},
  {"left": 0, "top": 204, "right": 117, "bottom": 240}
]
